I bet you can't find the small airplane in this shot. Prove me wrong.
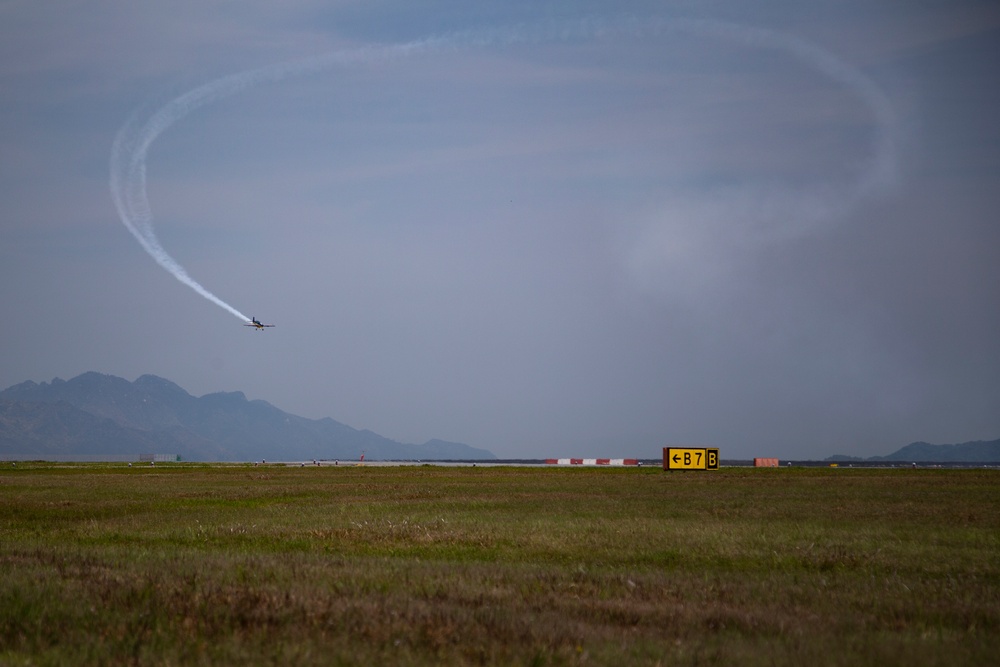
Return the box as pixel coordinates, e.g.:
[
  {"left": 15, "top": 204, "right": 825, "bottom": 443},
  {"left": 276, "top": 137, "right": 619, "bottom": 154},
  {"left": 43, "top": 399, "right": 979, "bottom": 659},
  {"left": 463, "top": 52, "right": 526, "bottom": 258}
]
[{"left": 243, "top": 317, "right": 275, "bottom": 331}]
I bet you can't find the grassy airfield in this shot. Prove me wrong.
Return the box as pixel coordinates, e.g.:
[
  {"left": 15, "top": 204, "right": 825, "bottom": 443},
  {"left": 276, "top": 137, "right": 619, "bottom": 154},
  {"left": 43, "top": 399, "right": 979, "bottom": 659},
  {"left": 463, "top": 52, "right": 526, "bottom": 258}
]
[{"left": 1, "top": 463, "right": 997, "bottom": 665}]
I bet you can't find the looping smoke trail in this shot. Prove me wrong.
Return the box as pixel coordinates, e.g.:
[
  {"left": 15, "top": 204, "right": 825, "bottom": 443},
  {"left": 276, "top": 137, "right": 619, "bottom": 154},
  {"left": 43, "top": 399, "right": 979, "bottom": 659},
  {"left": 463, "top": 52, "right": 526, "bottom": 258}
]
[{"left": 110, "top": 17, "right": 896, "bottom": 319}]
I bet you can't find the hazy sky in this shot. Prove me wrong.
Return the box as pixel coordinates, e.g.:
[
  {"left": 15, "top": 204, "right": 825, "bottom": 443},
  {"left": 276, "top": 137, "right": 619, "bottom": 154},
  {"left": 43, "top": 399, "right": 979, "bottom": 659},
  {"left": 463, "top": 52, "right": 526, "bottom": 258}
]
[{"left": 2, "top": 1, "right": 998, "bottom": 459}]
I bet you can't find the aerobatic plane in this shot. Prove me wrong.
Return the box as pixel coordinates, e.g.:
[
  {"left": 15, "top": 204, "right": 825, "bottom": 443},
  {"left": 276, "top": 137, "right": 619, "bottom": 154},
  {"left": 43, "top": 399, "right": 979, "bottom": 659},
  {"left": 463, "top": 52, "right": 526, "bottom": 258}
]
[{"left": 243, "top": 317, "right": 275, "bottom": 331}]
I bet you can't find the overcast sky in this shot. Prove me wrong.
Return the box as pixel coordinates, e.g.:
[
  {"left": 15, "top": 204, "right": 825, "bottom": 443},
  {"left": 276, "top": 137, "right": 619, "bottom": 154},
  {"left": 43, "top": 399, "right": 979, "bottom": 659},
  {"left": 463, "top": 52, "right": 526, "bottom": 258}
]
[{"left": 2, "top": 1, "right": 998, "bottom": 459}]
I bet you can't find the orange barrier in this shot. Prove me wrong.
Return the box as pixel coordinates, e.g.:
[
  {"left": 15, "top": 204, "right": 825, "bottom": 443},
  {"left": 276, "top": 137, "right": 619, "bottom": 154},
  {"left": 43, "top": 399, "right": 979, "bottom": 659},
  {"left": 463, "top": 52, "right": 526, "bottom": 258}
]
[{"left": 754, "top": 457, "right": 779, "bottom": 467}]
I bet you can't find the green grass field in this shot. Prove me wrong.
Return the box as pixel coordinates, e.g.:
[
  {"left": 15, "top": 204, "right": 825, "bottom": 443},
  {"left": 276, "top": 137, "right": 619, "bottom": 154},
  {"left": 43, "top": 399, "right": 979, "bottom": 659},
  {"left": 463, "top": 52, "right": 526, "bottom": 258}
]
[{"left": 1, "top": 463, "right": 997, "bottom": 665}]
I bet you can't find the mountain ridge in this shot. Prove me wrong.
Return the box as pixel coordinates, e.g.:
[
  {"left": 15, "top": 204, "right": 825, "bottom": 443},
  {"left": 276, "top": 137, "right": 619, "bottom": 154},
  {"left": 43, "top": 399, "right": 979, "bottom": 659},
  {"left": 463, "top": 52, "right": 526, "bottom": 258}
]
[
  {"left": 0, "top": 372, "right": 496, "bottom": 462},
  {"left": 827, "top": 438, "right": 1000, "bottom": 463}
]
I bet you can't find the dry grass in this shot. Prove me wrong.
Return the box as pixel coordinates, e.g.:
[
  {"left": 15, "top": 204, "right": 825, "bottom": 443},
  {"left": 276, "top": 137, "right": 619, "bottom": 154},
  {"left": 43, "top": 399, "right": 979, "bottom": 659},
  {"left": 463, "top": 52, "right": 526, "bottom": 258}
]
[{"left": 1, "top": 464, "right": 997, "bottom": 665}]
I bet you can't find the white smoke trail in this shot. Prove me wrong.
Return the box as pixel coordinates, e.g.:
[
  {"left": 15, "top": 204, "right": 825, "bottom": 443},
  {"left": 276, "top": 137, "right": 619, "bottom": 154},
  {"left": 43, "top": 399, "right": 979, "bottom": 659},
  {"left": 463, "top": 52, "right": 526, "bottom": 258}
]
[
  {"left": 110, "top": 17, "right": 896, "bottom": 317},
  {"left": 109, "top": 40, "right": 451, "bottom": 322},
  {"left": 662, "top": 18, "right": 897, "bottom": 201}
]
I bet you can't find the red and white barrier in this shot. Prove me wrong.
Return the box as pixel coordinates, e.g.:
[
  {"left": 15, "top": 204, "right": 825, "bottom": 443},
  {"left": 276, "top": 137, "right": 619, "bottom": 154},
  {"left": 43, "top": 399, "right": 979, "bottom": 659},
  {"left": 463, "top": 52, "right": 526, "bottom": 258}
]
[{"left": 545, "top": 458, "right": 639, "bottom": 466}]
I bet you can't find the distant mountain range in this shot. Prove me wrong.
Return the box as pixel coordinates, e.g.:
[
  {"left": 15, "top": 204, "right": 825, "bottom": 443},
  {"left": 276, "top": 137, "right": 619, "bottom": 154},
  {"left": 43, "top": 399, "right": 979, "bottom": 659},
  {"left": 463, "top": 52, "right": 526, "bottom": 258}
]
[
  {"left": 828, "top": 439, "right": 1000, "bottom": 463},
  {"left": 0, "top": 372, "right": 496, "bottom": 462}
]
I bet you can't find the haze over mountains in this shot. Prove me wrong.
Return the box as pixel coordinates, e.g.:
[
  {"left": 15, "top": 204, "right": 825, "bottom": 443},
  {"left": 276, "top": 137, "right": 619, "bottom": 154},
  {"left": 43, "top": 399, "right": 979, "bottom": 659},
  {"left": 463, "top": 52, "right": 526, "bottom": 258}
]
[
  {"left": 828, "top": 439, "right": 1000, "bottom": 463},
  {"left": 0, "top": 372, "right": 496, "bottom": 462},
  {"left": 1, "top": 372, "right": 995, "bottom": 463}
]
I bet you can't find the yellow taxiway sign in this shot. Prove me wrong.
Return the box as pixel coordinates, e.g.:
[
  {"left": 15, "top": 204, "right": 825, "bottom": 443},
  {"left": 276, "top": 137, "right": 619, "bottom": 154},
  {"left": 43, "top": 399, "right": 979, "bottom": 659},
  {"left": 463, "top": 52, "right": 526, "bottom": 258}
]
[{"left": 663, "top": 447, "right": 719, "bottom": 471}]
